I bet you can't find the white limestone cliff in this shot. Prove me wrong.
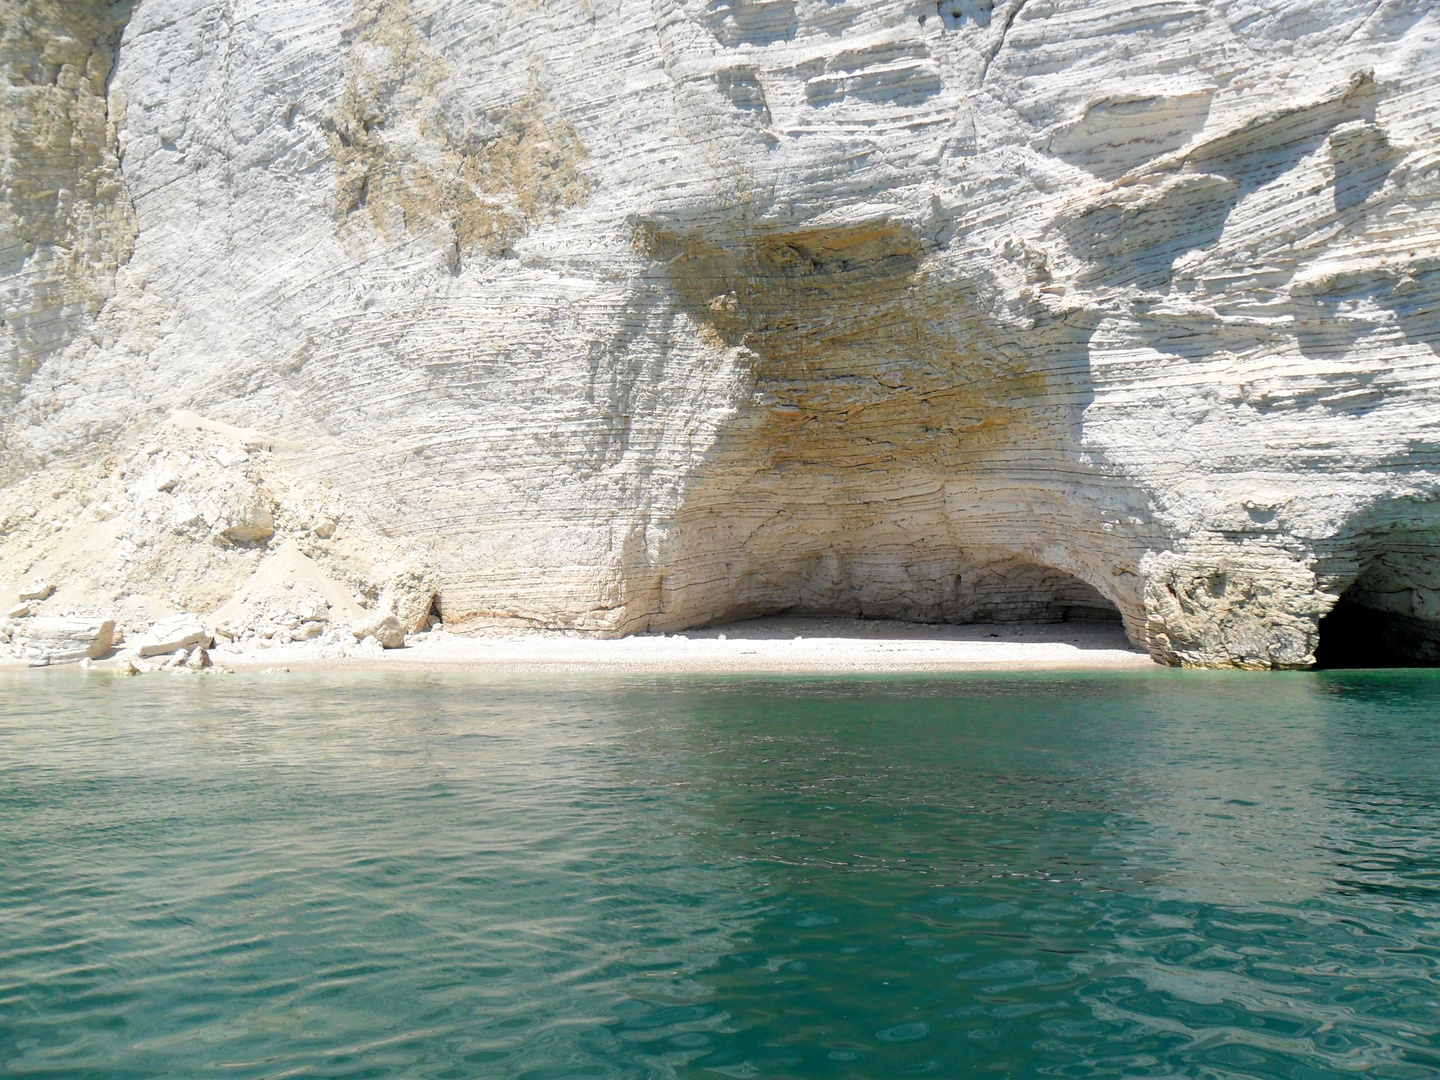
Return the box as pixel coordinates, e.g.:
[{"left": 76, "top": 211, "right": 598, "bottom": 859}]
[{"left": 2, "top": 0, "right": 1438, "bottom": 667}]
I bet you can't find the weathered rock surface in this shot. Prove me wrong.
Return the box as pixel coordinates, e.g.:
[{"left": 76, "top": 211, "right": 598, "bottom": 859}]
[
  {"left": 13, "top": 616, "right": 114, "bottom": 665},
  {"left": 356, "top": 614, "right": 407, "bottom": 649},
  {"left": 2, "top": 0, "right": 1439, "bottom": 667},
  {"left": 130, "top": 613, "right": 211, "bottom": 657}
]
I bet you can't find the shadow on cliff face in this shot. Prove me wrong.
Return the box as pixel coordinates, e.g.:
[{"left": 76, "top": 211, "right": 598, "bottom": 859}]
[
  {"left": 1062, "top": 72, "right": 1381, "bottom": 293},
  {"left": 1316, "top": 530, "right": 1440, "bottom": 668},
  {"left": 1316, "top": 598, "right": 1440, "bottom": 668},
  {"left": 1273, "top": 120, "right": 1422, "bottom": 377},
  {"left": 628, "top": 219, "right": 1136, "bottom": 634}
]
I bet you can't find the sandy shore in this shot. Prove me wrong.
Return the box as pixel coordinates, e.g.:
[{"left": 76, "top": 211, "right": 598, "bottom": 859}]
[
  {"left": 3, "top": 617, "right": 1157, "bottom": 675},
  {"left": 196, "top": 616, "right": 1155, "bottom": 674}
]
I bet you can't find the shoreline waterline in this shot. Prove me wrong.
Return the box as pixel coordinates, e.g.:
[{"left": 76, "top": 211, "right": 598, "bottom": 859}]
[{"left": 3, "top": 616, "right": 1155, "bottom": 675}]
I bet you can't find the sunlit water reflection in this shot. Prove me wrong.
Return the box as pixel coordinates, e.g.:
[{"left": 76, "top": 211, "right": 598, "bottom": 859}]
[{"left": 2, "top": 670, "right": 1438, "bottom": 1077}]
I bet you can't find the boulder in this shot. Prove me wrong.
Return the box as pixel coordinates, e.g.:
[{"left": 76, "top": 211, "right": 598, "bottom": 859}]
[
  {"left": 15, "top": 617, "right": 115, "bottom": 666},
  {"left": 348, "top": 635, "right": 386, "bottom": 657},
  {"left": 291, "top": 621, "right": 325, "bottom": 641},
  {"left": 220, "top": 498, "right": 275, "bottom": 543},
  {"left": 377, "top": 570, "right": 438, "bottom": 634},
  {"left": 132, "top": 613, "right": 213, "bottom": 657},
  {"left": 356, "top": 614, "right": 406, "bottom": 648}
]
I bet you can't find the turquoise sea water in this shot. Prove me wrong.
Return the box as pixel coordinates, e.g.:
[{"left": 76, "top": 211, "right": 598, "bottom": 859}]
[{"left": 2, "top": 670, "right": 1439, "bottom": 1078}]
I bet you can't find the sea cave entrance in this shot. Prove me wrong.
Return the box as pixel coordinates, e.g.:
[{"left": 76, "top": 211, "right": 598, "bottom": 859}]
[
  {"left": 1315, "top": 545, "right": 1440, "bottom": 668},
  {"left": 934, "top": 557, "right": 1124, "bottom": 626},
  {"left": 663, "top": 547, "right": 1128, "bottom": 632}
]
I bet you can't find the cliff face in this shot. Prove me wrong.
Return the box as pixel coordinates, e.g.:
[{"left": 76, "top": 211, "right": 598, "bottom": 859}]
[{"left": 1, "top": 0, "right": 1438, "bottom": 667}]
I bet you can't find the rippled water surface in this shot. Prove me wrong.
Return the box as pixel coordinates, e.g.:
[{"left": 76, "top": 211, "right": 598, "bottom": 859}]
[{"left": 3, "top": 670, "right": 1440, "bottom": 1078}]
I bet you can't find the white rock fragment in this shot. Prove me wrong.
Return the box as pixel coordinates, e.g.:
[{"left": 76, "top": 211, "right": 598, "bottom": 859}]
[
  {"left": 18, "top": 581, "right": 55, "bottom": 601},
  {"left": 15, "top": 617, "right": 116, "bottom": 666},
  {"left": 355, "top": 614, "right": 406, "bottom": 648},
  {"left": 220, "top": 498, "right": 275, "bottom": 543},
  {"left": 132, "top": 614, "right": 213, "bottom": 657},
  {"left": 209, "top": 444, "right": 248, "bottom": 468},
  {"left": 295, "top": 595, "right": 328, "bottom": 622},
  {"left": 349, "top": 636, "right": 386, "bottom": 657},
  {"left": 4, "top": 604, "right": 27, "bottom": 620}
]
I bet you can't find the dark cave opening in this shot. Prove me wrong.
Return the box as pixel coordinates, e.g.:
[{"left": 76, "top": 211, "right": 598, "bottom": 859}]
[
  {"left": 950, "top": 560, "right": 1123, "bottom": 625},
  {"left": 773, "top": 556, "right": 1126, "bottom": 627},
  {"left": 1060, "top": 598, "right": 1125, "bottom": 623},
  {"left": 1314, "top": 596, "right": 1440, "bottom": 669}
]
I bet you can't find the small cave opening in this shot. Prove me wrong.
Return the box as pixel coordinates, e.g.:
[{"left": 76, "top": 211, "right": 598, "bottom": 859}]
[
  {"left": 1315, "top": 550, "right": 1440, "bottom": 668},
  {"left": 937, "top": 0, "right": 993, "bottom": 30}
]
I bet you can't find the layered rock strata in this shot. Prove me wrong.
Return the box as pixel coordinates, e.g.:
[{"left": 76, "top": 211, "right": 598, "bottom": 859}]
[{"left": 2, "top": 0, "right": 1438, "bottom": 667}]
